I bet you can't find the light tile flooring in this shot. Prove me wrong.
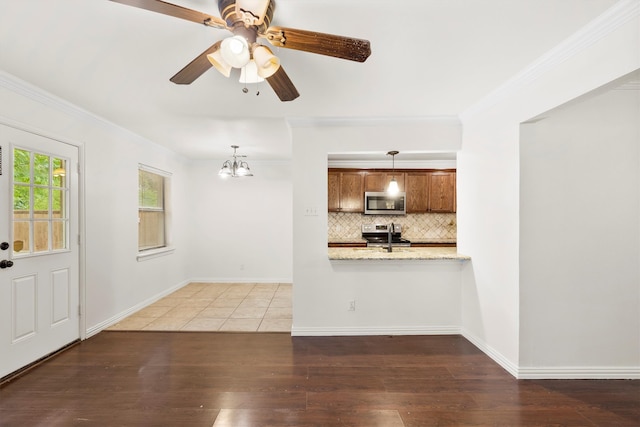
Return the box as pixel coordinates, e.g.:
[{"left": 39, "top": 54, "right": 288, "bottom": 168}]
[{"left": 107, "top": 282, "right": 292, "bottom": 333}]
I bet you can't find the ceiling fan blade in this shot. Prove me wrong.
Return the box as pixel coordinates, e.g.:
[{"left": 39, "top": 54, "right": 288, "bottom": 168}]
[
  {"left": 262, "top": 27, "right": 371, "bottom": 63},
  {"left": 170, "top": 42, "right": 222, "bottom": 84},
  {"left": 266, "top": 66, "right": 300, "bottom": 102},
  {"left": 109, "top": 0, "right": 227, "bottom": 29}
]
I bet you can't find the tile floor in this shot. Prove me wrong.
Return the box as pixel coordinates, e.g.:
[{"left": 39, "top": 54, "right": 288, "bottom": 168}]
[{"left": 107, "top": 282, "right": 292, "bottom": 333}]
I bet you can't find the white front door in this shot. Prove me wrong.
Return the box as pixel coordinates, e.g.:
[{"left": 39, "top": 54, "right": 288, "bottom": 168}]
[{"left": 0, "top": 124, "right": 80, "bottom": 379}]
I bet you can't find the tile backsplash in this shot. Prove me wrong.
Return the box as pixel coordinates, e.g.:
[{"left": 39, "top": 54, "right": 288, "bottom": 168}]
[{"left": 328, "top": 212, "right": 457, "bottom": 241}]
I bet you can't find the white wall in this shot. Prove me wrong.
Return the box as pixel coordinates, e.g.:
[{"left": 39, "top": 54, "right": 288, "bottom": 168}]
[
  {"left": 458, "top": 1, "right": 639, "bottom": 377},
  {"left": 290, "top": 118, "right": 465, "bottom": 335},
  {"left": 0, "top": 74, "right": 191, "bottom": 335},
  {"left": 186, "top": 159, "right": 292, "bottom": 283},
  {"left": 519, "top": 88, "right": 639, "bottom": 374}
]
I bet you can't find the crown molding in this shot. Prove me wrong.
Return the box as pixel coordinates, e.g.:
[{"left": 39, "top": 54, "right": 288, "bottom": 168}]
[
  {"left": 286, "top": 115, "right": 461, "bottom": 128},
  {"left": 0, "top": 70, "right": 176, "bottom": 155},
  {"left": 0, "top": 70, "right": 108, "bottom": 125},
  {"left": 460, "top": 0, "right": 640, "bottom": 122},
  {"left": 327, "top": 159, "right": 456, "bottom": 169}
]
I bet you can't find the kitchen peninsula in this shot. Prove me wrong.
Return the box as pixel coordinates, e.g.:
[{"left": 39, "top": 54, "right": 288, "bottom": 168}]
[{"left": 328, "top": 246, "right": 470, "bottom": 260}]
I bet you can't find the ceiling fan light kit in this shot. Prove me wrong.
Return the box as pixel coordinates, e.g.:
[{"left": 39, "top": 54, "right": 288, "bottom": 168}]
[{"left": 109, "top": 0, "right": 372, "bottom": 101}]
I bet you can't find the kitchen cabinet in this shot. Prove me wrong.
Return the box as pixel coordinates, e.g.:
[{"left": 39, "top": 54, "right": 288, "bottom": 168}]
[
  {"left": 328, "top": 168, "right": 455, "bottom": 213},
  {"left": 328, "top": 170, "right": 365, "bottom": 212},
  {"left": 428, "top": 171, "right": 456, "bottom": 213},
  {"left": 364, "top": 172, "right": 405, "bottom": 192},
  {"left": 404, "top": 171, "right": 457, "bottom": 213},
  {"left": 405, "top": 172, "right": 429, "bottom": 213}
]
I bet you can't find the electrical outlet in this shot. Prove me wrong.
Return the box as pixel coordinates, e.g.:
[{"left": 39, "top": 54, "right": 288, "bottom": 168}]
[{"left": 348, "top": 300, "right": 356, "bottom": 311}]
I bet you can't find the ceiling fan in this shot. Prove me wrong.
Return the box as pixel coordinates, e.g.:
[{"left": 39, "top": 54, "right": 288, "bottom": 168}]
[{"left": 109, "top": 0, "right": 372, "bottom": 101}]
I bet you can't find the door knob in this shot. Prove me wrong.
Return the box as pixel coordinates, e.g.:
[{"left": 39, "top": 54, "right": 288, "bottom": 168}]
[
  {"left": 0, "top": 242, "right": 8, "bottom": 250},
  {"left": 0, "top": 260, "right": 13, "bottom": 269}
]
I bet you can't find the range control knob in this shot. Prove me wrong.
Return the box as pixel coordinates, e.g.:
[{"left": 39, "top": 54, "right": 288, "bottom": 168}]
[
  {"left": 0, "top": 260, "right": 13, "bottom": 269},
  {"left": 0, "top": 242, "right": 8, "bottom": 250}
]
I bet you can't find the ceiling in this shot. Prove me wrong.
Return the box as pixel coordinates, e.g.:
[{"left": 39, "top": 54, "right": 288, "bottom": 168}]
[{"left": 0, "top": 0, "right": 619, "bottom": 161}]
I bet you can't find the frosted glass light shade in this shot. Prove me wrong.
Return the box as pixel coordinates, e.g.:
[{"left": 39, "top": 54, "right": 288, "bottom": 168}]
[
  {"left": 252, "top": 45, "right": 280, "bottom": 78},
  {"left": 221, "top": 35, "right": 250, "bottom": 68},
  {"left": 387, "top": 178, "right": 400, "bottom": 195},
  {"left": 239, "top": 60, "right": 264, "bottom": 84},
  {"left": 218, "top": 162, "right": 232, "bottom": 178},
  {"left": 207, "top": 46, "right": 231, "bottom": 77}
]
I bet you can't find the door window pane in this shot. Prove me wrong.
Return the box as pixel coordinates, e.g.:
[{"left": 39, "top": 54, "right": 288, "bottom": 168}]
[
  {"left": 34, "top": 221, "right": 49, "bottom": 253},
  {"left": 52, "top": 220, "right": 66, "bottom": 250},
  {"left": 33, "top": 153, "right": 50, "bottom": 185},
  {"left": 13, "top": 149, "right": 30, "bottom": 184},
  {"left": 13, "top": 221, "right": 29, "bottom": 253}
]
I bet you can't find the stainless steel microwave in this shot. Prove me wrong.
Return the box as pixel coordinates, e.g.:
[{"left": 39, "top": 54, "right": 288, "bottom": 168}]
[{"left": 364, "top": 192, "right": 406, "bottom": 215}]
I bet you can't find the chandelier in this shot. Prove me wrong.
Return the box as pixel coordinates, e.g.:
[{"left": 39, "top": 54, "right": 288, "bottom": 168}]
[{"left": 219, "top": 145, "right": 253, "bottom": 178}]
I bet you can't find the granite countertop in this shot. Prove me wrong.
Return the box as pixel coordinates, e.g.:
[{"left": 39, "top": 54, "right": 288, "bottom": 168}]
[
  {"left": 327, "top": 238, "right": 456, "bottom": 245},
  {"left": 409, "top": 238, "right": 457, "bottom": 244},
  {"left": 328, "top": 247, "right": 470, "bottom": 261},
  {"left": 328, "top": 238, "right": 368, "bottom": 244}
]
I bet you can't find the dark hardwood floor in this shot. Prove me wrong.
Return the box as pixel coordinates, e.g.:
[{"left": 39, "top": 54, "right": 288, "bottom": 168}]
[{"left": 1, "top": 332, "right": 638, "bottom": 426}]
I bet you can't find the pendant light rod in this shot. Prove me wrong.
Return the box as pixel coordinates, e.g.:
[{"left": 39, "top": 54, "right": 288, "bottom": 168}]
[{"left": 386, "top": 150, "right": 399, "bottom": 195}]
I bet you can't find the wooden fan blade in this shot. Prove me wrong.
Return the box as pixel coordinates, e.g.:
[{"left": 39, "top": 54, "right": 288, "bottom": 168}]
[
  {"left": 266, "top": 67, "right": 300, "bottom": 102},
  {"left": 262, "top": 27, "right": 371, "bottom": 62},
  {"left": 170, "top": 42, "right": 221, "bottom": 85},
  {"left": 109, "top": 0, "right": 227, "bottom": 29}
]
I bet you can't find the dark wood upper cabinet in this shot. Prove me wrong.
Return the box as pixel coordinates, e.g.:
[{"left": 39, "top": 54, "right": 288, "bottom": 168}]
[
  {"left": 327, "top": 171, "right": 341, "bottom": 211},
  {"left": 405, "top": 172, "right": 429, "bottom": 213},
  {"left": 328, "top": 170, "right": 365, "bottom": 212},
  {"left": 329, "top": 168, "right": 455, "bottom": 214},
  {"left": 428, "top": 171, "right": 456, "bottom": 213},
  {"left": 364, "top": 172, "right": 405, "bottom": 192}
]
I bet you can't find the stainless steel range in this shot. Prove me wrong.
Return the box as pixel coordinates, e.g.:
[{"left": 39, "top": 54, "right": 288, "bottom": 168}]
[{"left": 361, "top": 224, "right": 411, "bottom": 248}]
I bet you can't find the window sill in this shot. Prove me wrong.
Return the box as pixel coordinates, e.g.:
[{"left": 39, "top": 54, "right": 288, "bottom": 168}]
[{"left": 137, "top": 246, "right": 175, "bottom": 262}]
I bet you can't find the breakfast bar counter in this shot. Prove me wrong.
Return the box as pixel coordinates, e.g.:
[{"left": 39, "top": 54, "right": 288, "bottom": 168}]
[{"left": 328, "top": 246, "right": 470, "bottom": 261}]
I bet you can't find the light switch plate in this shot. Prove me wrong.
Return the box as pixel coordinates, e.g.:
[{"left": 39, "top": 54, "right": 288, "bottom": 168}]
[{"left": 304, "top": 206, "right": 318, "bottom": 216}]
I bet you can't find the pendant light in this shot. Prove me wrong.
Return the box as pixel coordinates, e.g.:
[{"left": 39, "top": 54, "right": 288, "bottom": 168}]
[{"left": 386, "top": 150, "right": 399, "bottom": 195}]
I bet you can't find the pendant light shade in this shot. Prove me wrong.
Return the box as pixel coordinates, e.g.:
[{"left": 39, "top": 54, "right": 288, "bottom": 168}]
[
  {"left": 387, "top": 178, "right": 399, "bottom": 195},
  {"left": 386, "top": 150, "right": 400, "bottom": 195},
  {"left": 252, "top": 45, "right": 280, "bottom": 78},
  {"left": 221, "top": 35, "right": 250, "bottom": 68}
]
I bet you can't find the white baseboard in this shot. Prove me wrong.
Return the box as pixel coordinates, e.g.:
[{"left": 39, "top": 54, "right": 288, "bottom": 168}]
[
  {"left": 462, "top": 328, "right": 640, "bottom": 379},
  {"left": 84, "top": 279, "right": 191, "bottom": 338},
  {"left": 518, "top": 366, "right": 640, "bottom": 379},
  {"left": 187, "top": 277, "right": 293, "bottom": 284},
  {"left": 461, "top": 328, "right": 519, "bottom": 378},
  {"left": 291, "top": 325, "right": 460, "bottom": 336}
]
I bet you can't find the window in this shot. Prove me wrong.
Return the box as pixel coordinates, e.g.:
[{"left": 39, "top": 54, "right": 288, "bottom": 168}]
[
  {"left": 13, "top": 147, "right": 69, "bottom": 256},
  {"left": 138, "top": 166, "right": 170, "bottom": 253}
]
